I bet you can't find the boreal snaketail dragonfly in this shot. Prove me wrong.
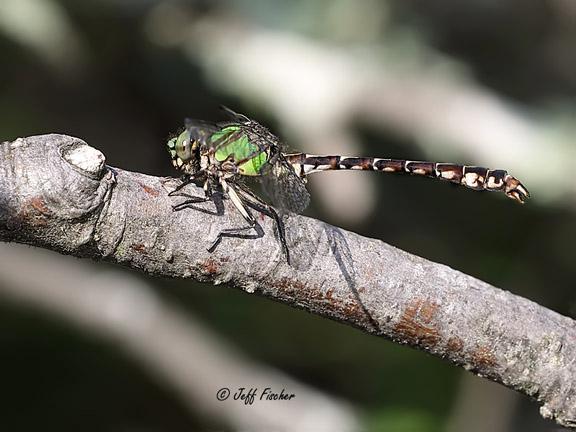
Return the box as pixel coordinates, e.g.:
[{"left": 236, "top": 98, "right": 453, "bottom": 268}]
[{"left": 166, "top": 108, "right": 529, "bottom": 264}]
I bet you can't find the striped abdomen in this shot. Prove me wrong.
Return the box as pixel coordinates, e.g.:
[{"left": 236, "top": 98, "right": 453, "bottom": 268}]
[{"left": 284, "top": 154, "right": 530, "bottom": 203}]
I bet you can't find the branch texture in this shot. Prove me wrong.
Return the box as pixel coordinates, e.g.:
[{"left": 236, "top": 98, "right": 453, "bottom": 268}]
[{"left": 1, "top": 134, "right": 575, "bottom": 428}]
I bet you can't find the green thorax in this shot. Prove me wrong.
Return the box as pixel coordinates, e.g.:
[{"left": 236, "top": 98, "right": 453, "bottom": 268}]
[{"left": 210, "top": 126, "right": 270, "bottom": 176}]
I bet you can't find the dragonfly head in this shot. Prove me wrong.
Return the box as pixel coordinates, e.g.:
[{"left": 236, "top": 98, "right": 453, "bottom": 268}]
[{"left": 166, "top": 130, "right": 201, "bottom": 174}]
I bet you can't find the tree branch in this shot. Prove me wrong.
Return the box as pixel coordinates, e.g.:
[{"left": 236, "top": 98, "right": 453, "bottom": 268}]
[{"left": 1, "top": 134, "right": 575, "bottom": 428}]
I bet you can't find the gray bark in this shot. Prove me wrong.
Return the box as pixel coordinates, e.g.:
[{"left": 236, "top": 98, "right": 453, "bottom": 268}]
[{"left": 1, "top": 134, "right": 575, "bottom": 428}]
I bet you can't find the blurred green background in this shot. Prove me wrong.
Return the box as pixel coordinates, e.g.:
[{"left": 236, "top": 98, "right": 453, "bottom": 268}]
[{"left": 0, "top": 0, "right": 575, "bottom": 431}]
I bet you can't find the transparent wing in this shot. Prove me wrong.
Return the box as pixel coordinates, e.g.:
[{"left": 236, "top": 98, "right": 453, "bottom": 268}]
[
  {"left": 184, "top": 118, "right": 221, "bottom": 142},
  {"left": 262, "top": 159, "right": 310, "bottom": 214},
  {"left": 184, "top": 118, "right": 220, "bottom": 131}
]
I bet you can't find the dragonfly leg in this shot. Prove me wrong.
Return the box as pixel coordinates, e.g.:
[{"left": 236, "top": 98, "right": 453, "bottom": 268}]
[
  {"left": 234, "top": 182, "right": 290, "bottom": 265},
  {"left": 168, "top": 174, "right": 200, "bottom": 196},
  {"left": 170, "top": 175, "right": 216, "bottom": 211},
  {"left": 220, "top": 179, "right": 256, "bottom": 226},
  {"left": 203, "top": 177, "right": 214, "bottom": 198},
  {"left": 206, "top": 178, "right": 264, "bottom": 253}
]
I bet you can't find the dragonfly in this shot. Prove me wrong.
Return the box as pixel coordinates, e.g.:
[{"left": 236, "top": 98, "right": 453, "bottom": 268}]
[{"left": 166, "top": 108, "right": 529, "bottom": 264}]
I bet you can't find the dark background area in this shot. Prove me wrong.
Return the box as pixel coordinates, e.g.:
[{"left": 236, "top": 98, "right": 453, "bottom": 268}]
[{"left": 0, "top": 0, "right": 574, "bottom": 431}]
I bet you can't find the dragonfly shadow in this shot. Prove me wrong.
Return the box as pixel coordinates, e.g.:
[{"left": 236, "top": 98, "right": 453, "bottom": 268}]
[
  {"left": 171, "top": 188, "right": 266, "bottom": 253},
  {"left": 282, "top": 216, "right": 321, "bottom": 271},
  {"left": 171, "top": 187, "right": 225, "bottom": 216},
  {"left": 324, "top": 225, "right": 380, "bottom": 332},
  {"left": 207, "top": 222, "right": 265, "bottom": 253}
]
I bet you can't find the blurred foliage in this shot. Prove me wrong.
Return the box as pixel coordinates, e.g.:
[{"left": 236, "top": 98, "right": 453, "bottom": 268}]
[
  {"left": 0, "top": 298, "right": 202, "bottom": 431},
  {"left": 1, "top": 0, "right": 574, "bottom": 431}
]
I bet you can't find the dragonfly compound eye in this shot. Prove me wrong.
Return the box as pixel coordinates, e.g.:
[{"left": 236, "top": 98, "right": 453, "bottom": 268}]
[{"left": 167, "top": 130, "right": 198, "bottom": 170}]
